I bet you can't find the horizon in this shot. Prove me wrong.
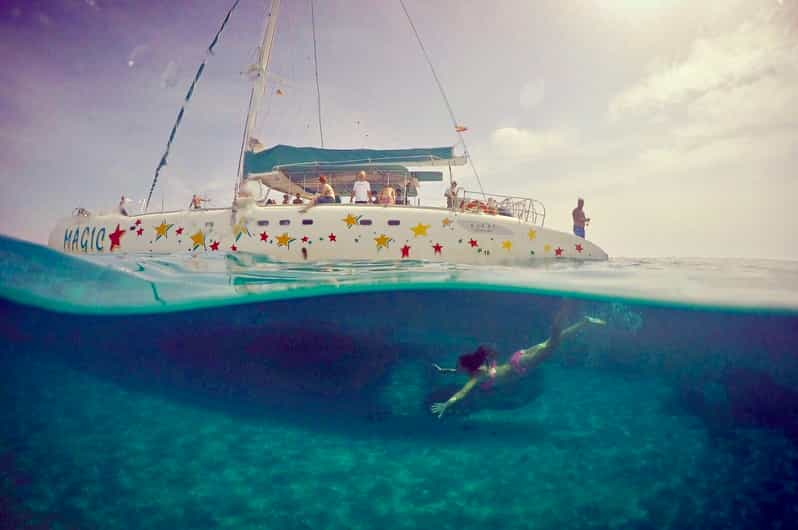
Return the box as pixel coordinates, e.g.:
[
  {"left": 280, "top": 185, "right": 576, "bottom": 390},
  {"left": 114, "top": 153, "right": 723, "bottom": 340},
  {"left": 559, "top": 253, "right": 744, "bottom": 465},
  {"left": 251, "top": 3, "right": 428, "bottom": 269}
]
[{"left": 1, "top": 0, "right": 796, "bottom": 260}]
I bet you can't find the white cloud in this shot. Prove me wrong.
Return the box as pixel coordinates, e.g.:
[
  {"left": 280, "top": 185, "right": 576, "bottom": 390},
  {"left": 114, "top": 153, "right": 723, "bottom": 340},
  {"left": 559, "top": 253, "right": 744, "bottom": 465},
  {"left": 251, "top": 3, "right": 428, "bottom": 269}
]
[
  {"left": 519, "top": 79, "right": 545, "bottom": 110},
  {"left": 603, "top": 2, "right": 798, "bottom": 175},
  {"left": 609, "top": 10, "right": 798, "bottom": 123},
  {"left": 677, "top": 74, "right": 798, "bottom": 140}
]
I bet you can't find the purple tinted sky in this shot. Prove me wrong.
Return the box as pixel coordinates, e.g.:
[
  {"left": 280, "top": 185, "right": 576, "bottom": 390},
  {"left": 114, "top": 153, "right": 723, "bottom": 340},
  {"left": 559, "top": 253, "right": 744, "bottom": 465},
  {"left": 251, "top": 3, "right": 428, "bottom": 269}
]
[{"left": 1, "top": 0, "right": 797, "bottom": 258}]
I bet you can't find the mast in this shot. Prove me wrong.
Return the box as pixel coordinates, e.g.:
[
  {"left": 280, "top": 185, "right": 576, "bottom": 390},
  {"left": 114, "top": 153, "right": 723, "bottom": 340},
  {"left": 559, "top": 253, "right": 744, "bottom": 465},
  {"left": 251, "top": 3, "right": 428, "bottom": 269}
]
[{"left": 235, "top": 0, "right": 281, "bottom": 197}]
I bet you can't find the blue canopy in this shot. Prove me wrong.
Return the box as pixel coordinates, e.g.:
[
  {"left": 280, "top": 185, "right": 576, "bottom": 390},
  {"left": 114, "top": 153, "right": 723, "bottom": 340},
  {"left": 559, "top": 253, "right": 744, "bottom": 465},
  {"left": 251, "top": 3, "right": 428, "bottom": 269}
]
[{"left": 244, "top": 144, "right": 457, "bottom": 175}]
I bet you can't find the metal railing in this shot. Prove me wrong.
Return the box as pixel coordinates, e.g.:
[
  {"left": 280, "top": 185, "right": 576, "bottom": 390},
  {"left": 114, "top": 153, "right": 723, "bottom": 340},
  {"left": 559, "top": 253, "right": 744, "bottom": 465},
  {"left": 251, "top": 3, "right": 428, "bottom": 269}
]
[{"left": 451, "top": 190, "right": 546, "bottom": 226}]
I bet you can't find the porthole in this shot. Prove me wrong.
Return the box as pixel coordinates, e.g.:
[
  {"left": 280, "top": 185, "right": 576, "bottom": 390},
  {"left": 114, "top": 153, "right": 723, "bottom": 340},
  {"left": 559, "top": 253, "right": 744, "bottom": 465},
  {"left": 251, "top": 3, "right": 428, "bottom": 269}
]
[
  {"left": 387, "top": 220, "right": 400, "bottom": 226},
  {"left": 279, "top": 219, "right": 290, "bottom": 226}
]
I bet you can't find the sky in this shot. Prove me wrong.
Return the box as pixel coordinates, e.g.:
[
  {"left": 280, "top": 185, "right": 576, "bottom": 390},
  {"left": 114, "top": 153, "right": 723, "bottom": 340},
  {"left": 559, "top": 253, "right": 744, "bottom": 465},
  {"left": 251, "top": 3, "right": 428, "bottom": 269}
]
[{"left": 1, "top": 0, "right": 796, "bottom": 259}]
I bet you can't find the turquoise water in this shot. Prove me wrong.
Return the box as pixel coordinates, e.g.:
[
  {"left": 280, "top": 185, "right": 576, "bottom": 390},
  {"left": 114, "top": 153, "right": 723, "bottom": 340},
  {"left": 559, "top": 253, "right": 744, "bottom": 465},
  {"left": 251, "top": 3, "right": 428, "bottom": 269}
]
[{"left": 1, "top": 234, "right": 798, "bottom": 529}]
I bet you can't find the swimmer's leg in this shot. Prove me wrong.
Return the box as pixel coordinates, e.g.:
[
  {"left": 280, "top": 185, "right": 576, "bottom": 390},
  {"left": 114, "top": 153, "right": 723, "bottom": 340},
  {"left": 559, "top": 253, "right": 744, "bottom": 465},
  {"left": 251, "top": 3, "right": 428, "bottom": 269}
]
[
  {"left": 432, "top": 363, "right": 457, "bottom": 374},
  {"left": 555, "top": 315, "right": 607, "bottom": 345}
]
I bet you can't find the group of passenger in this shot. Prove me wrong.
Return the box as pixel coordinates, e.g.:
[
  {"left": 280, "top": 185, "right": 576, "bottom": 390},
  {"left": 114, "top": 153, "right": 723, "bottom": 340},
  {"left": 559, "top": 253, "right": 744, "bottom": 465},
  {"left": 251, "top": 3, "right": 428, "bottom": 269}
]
[
  {"left": 303, "top": 171, "right": 409, "bottom": 208},
  {"left": 118, "top": 177, "right": 594, "bottom": 239}
]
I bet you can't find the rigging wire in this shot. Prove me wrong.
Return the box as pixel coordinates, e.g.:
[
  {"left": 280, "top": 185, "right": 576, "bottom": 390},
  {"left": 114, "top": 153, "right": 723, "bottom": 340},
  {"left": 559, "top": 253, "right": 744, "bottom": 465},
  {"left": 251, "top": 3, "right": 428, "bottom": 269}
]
[
  {"left": 398, "top": 0, "right": 486, "bottom": 199},
  {"left": 145, "top": 0, "right": 242, "bottom": 212},
  {"left": 310, "top": 0, "right": 325, "bottom": 147}
]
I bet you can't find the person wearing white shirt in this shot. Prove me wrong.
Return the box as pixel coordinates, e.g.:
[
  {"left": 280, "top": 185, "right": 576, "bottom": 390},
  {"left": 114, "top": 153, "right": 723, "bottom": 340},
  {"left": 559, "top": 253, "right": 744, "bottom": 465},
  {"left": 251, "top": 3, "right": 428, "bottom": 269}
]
[{"left": 350, "top": 171, "right": 372, "bottom": 204}]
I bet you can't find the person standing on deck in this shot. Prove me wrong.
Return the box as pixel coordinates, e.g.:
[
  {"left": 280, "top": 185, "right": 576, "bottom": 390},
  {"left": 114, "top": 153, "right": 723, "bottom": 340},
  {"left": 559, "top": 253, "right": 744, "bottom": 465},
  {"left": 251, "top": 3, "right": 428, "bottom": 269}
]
[
  {"left": 572, "top": 198, "right": 590, "bottom": 238},
  {"left": 444, "top": 181, "right": 459, "bottom": 208},
  {"left": 118, "top": 196, "right": 129, "bottom": 216},
  {"left": 350, "top": 171, "right": 372, "bottom": 204}
]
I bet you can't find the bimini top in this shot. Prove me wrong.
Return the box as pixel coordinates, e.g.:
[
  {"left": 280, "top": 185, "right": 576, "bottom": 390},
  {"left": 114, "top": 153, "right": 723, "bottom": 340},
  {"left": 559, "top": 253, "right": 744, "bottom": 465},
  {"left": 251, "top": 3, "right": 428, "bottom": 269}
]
[
  {"left": 243, "top": 144, "right": 464, "bottom": 175},
  {"left": 250, "top": 163, "right": 442, "bottom": 198}
]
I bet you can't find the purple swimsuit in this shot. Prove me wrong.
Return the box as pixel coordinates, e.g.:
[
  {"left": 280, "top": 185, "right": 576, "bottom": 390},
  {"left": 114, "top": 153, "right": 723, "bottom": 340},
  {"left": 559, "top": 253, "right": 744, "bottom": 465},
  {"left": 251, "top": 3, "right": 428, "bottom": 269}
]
[{"left": 510, "top": 350, "right": 527, "bottom": 375}]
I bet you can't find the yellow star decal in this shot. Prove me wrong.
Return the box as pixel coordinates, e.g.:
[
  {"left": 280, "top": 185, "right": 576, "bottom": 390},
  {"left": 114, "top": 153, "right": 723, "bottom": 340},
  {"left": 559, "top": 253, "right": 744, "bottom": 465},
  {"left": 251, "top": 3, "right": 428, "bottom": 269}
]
[
  {"left": 442, "top": 217, "right": 453, "bottom": 227},
  {"left": 410, "top": 223, "right": 430, "bottom": 237},
  {"left": 527, "top": 229, "right": 537, "bottom": 240},
  {"left": 342, "top": 213, "right": 359, "bottom": 228},
  {"left": 232, "top": 220, "right": 251, "bottom": 242},
  {"left": 374, "top": 234, "right": 392, "bottom": 249},
  {"left": 501, "top": 240, "right": 513, "bottom": 251},
  {"left": 154, "top": 220, "right": 174, "bottom": 240},
  {"left": 276, "top": 233, "right": 293, "bottom": 248},
  {"left": 544, "top": 244, "right": 552, "bottom": 253},
  {"left": 190, "top": 230, "right": 205, "bottom": 250}
]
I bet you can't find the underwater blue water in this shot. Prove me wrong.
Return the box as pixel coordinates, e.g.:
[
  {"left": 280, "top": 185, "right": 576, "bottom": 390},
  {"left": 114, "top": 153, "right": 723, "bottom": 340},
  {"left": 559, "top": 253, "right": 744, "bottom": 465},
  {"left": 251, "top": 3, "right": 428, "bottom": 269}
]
[{"left": 1, "top": 234, "right": 798, "bottom": 530}]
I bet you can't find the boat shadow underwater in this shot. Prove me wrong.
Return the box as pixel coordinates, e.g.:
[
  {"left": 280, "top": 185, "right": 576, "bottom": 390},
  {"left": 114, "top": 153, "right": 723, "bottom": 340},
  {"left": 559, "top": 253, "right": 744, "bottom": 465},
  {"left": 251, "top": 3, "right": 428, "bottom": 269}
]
[
  {"left": 2, "top": 288, "right": 798, "bottom": 446},
  {"left": 0, "top": 294, "right": 561, "bottom": 444}
]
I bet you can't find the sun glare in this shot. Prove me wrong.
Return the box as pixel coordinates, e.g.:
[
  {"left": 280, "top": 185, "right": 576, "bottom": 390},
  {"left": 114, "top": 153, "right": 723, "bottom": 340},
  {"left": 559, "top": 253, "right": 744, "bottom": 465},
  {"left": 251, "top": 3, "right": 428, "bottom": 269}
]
[{"left": 595, "top": 0, "right": 684, "bottom": 15}]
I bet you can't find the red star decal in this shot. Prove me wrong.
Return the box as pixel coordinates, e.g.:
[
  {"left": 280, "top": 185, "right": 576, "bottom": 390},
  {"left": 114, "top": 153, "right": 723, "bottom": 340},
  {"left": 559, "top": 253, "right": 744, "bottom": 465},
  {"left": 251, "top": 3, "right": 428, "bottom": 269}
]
[
  {"left": 301, "top": 236, "right": 309, "bottom": 243},
  {"left": 230, "top": 244, "right": 238, "bottom": 252},
  {"left": 134, "top": 219, "right": 142, "bottom": 226},
  {"left": 260, "top": 231, "right": 268, "bottom": 241},
  {"left": 328, "top": 233, "right": 336, "bottom": 242},
  {"left": 210, "top": 241, "right": 220, "bottom": 251},
  {"left": 108, "top": 224, "right": 125, "bottom": 251},
  {"left": 555, "top": 247, "right": 563, "bottom": 256},
  {"left": 468, "top": 239, "right": 478, "bottom": 247},
  {"left": 575, "top": 244, "right": 583, "bottom": 253},
  {"left": 432, "top": 243, "right": 443, "bottom": 255},
  {"left": 400, "top": 245, "right": 411, "bottom": 258},
  {"left": 176, "top": 227, "right": 184, "bottom": 235},
  {"left": 136, "top": 227, "right": 143, "bottom": 237}
]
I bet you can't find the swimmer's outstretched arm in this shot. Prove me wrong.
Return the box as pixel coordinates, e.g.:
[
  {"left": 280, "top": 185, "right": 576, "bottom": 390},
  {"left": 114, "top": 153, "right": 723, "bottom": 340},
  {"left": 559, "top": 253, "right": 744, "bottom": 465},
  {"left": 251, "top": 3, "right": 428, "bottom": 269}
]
[{"left": 430, "top": 377, "right": 479, "bottom": 419}]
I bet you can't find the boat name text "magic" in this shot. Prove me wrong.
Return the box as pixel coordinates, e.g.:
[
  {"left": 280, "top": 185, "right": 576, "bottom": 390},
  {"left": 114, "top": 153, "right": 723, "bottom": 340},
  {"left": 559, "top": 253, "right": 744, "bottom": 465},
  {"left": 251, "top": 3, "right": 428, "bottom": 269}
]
[
  {"left": 455, "top": 220, "right": 513, "bottom": 235},
  {"left": 64, "top": 226, "right": 107, "bottom": 252}
]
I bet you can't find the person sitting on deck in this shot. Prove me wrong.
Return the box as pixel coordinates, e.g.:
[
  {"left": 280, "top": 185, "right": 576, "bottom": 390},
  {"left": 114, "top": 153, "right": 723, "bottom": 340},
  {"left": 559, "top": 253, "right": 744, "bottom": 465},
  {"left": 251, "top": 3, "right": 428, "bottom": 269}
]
[
  {"left": 282, "top": 193, "right": 291, "bottom": 205},
  {"left": 379, "top": 185, "right": 396, "bottom": 205},
  {"left": 429, "top": 309, "right": 606, "bottom": 419},
  {"left": 292, "top": 193, "right": 304, "bottom": 205},
  {"left": 314, "top": 175, "right": 336, "bottom": 204},
  {"left": 189, "top": 194, "right": 209, "bottom": 210}
]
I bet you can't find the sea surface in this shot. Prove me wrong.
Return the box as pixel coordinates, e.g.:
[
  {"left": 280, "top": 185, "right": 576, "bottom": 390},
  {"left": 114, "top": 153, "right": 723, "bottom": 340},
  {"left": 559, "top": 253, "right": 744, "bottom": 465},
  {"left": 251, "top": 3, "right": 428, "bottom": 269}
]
[{"left": 1, "top": 234, "right": 797, "bottom": 530}]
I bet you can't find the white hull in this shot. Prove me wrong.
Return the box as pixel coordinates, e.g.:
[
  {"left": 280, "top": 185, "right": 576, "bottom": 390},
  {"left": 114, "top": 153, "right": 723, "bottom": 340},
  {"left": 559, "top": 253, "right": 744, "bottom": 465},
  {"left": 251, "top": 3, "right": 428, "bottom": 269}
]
[{"left": 48, "top": 204, "right": 607, "bottom": 263}]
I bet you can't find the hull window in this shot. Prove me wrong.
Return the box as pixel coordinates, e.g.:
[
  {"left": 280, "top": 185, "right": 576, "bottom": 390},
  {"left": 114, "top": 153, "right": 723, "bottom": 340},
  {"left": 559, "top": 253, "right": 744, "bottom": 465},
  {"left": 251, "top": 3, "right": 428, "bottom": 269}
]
[
  {"left": 257, "top": 220, "right": 269, "bottom": 226},
  {"left": 279, "top": 220, "right": 290, "bottom": 226},
  {"left": 387, "top": 220, "right": 400, "bottom": 226},
  {"left": 359, "top": 219, "right": 373, "bottom": 226},
  {"left": 302, "top": 219, "right": 314, "bottom": 225}
]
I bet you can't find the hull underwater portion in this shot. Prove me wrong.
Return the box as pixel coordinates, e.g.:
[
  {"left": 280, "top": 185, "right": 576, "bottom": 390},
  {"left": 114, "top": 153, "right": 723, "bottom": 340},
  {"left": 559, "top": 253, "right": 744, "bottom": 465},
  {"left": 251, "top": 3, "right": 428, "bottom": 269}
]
[{"left": 48, "top": 204, "right": 608, "bottom": 264}]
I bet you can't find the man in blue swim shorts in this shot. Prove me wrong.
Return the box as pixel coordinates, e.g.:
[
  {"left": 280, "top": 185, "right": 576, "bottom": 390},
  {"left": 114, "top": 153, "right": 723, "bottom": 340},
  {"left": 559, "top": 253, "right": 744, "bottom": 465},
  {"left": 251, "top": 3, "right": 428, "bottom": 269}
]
[{"left": 572, "top": 197, "right": 590, "bottom": 238}]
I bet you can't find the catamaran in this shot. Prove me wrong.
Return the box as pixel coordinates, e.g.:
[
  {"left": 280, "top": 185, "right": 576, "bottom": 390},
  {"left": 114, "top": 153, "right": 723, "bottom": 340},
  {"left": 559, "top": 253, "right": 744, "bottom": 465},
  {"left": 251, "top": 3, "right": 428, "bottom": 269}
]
[{"left": 48, "top": 0, "right": 608, "bottom": 264}]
